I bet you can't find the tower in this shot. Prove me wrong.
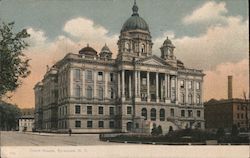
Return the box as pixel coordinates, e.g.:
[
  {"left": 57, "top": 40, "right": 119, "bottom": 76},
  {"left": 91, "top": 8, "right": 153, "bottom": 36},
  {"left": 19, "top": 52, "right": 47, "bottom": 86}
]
[
  {"left": 160, "top": 37, "right": 177, "bottom": 67},
  {"left": 117, "top": 0, "right": 153, "bottom": 61}
]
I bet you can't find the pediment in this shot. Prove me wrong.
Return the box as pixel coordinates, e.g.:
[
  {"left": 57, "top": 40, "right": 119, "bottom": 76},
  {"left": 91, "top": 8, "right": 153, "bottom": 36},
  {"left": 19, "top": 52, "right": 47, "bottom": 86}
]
[{"left": 138, "top": 55, "right": 168, "bottom": 66}]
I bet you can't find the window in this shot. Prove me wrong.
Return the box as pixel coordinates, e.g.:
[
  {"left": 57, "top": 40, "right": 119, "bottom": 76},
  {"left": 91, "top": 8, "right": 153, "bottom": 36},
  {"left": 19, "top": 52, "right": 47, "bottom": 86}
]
[
  {"left": 109, "top": 107, "right": 115, "bottom": 116},
  {"left": 75, "top": 120, "right": 81, "bottom": 128},
  {"left": 188, "top": 81, "right": 193, "bottom": 89},
  {"left": 110, "top": 88, "right": 114, "bottom": 99},
  {"left": 127, "top": 107, "right": 132, "bottom": 115},
  {"left": 98, "top": 107, "right": 104, "bottom": 115},
  {"left": 75, "top": 85, "right": 81, "bottom": 97},
  {"left": 241, "top": 113, "right": 244, "bottom": 119},
  {"left": 181, "top": 110, "right": 185, "bottom": 117},
  {"left": 141, "top": 44, "right": 145, "bottom": 53},
  {"left": 98, "top": 121, "right": 104, "bottom": 128},
  {"left": 171, "top": 78, "right": 176, "bottom": 88},
  {"left": 87, "top": 106, "right": 92, "bottom": 115},
  {"left": 188, "top": 94, "right": 193, "bottom": 104},
  {"left": 110, "top": 73, "right": 114, "bottom": 82},
  {"left": 87, "top": 86, "right": 93, "bottom": 99},
  {"left": 74, "top": 69, "right": 80, "bottom": 80},
  {"left": 197, "top": 110, "right": 201, "bottom": 117},
  {"left": 150, "top": 108, "right": 156, "bottom": 121},
  {"left": 98, "top": 87, "right": 103, "bottom": 100},
  {"left": 188, "top": 110, "right": 193, "bottom": 117},
  {"left": 109, "top": 121, "right": 115, "bottom": 128},
  {"left": 170, "top": 108, "right": 174, "bottom": 117},
  {"left": 181, "top": 93, "right": 185, "bottom": 104},
  {"left": 75, "top": 105, "right": 81, "bottom": 114},
  {"left": 87, "top": 121, "right": 92, "bottom": 128},
  {"left": 141, "top": 108, "right": 147, "bottom": 120},
  {"left": 159, "top": 109, "right": 165, "bottom": 121},
  {"left": 196, "top": 95, "right": 201, "bottom": 104},
  {"left": 180, "top": 80, "right": 184, "bottom": 88},
  {"left": 98, "top": 72, "right": 103, "bottom": 81},
  {"left": 86, "top": 70, "right": 92, "bottom": 80},
  {"left": 196, "top": 82, "right": 200, "bottom": 90},
  {"left": 237, "top": 113, "right": 240, "bottom": 119},
  {"left": 142, "top": 78, "right": 147, "bottom": 85}
]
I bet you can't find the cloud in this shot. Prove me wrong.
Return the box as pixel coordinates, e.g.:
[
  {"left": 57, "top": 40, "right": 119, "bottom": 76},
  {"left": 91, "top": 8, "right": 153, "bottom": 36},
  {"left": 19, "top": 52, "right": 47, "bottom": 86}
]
[
  {"left": 7, "top": 17, "right": 118, "bottom": 108},
  {"left": 183, "top": 1, "right": 228, "bottom": 25},
  {"left": 204, "top": 59, "right": 249, "bottom": 101}
]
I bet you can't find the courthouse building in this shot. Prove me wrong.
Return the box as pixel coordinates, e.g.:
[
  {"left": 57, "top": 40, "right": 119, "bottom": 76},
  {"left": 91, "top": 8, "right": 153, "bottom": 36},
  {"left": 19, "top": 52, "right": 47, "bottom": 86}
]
[{"left": 34, "top": 1, "right": 205, "bottom": 133}]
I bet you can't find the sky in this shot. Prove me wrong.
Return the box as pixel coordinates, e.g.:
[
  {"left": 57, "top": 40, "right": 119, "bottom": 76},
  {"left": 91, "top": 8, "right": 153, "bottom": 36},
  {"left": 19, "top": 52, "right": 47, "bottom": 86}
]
[{"left": 0, "top": 0, "right": 249, "bottom": 108}]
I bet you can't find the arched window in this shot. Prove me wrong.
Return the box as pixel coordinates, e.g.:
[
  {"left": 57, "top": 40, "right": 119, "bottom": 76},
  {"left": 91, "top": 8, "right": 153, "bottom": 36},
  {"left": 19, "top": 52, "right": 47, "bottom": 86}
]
[
  {"left": 75, "top": 85, "right": 81, "bottom": 98},
  {"left": 98, "top": 87, "right": 103, "bottom": 100},
  {"left": 141, "top": 108, "right": 147, "bottom": 120},
  {"left": 188, "top": 94, "right": 193, "bottom": 105},
  {"left": 150, "top": 108, "right": 156, "bottom": 121},
  {"left": 196, "top": 95, "right": 200, "bottom": 104},
  {"left": 141, "top": 44, "right": 145, "bottom": 53},
  {"left": 159, "top": 109, "right": 165, "bottom": 121},
  {"left": 87, "top": 86, "right": 93, "bottom": 99}
]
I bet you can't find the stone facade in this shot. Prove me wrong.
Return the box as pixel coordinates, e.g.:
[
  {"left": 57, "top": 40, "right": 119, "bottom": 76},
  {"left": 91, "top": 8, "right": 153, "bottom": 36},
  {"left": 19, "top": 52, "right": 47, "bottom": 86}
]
[{"left": 34, "top": 1, "right": 205, "bottom": 134}]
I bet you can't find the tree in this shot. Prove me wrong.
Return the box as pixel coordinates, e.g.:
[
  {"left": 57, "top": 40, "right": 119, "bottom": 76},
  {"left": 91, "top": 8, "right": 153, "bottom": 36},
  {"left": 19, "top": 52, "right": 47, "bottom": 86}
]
[
  {"left": 157, "top": 125, "right": 163, "bottom": 135},
  {"left": 216, "top": 127, "right": 225, "bottom": 140},
  {"left": 151, "top": 123, "right": 158, "bottom": 136},
  {"left": 231, "top": 124, "right": 239, "bottom": 137},
  {"left": 0, "top": 22, "right": 30, "bottom": 98},
  {"left": 0, "top": 101, "right": 21, "bottom": 130}
]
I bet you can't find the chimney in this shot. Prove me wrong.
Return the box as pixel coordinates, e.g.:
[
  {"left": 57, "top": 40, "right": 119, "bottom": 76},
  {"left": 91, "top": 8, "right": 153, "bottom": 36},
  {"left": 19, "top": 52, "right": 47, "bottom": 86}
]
[{"left": 228, "top": 76, "right": 233, "bottom": 99}]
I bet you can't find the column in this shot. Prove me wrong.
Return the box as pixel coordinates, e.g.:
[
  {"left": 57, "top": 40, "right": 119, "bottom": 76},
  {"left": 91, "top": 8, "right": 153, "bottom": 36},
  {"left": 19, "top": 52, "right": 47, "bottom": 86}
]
[
  {"left": 138, "top": 71, "right": 141, "bottom": 99},
  {"left": 134, "top": 71, "right": 137, "bottom": 98},
  {"left": 147, "top": 71, "right": 150, "bottom": 102},
  {"left": 70, "top": 69, "right": 73, "bottom": 96},
  {"left": 167, "top": 75, "right": 170, "bottom": 99},
  {"left": 82, "top": 70, "right": 85, "bottom": 98},
  {"left": 105, "top": 71, "right": 108, "bottom": 99},
  {"left": 122, "top": 70, "right": 125, "bottom": 100},
  {"left": 193, "top": 81, "right": 196, "bottom": 104},
  {"left": 93, "top": 70, "right": 97, "bottom": 100},
  {"left": 118, "top": 72, "right": 121, "bottom": 98},
  {"left": 185, "top": 80, "right": 188, "bottom": 103},
  {"left": 175, "top": 76, "right": 178, "bottom": 104},
  {"left": 165, "top": 73, "right": 168, "bottom": 102},
  {"left": 129, "top": 73, "right": 132, "bottom": 98},
  {"left": 156, "top": 72, "right": 159, "bottom": 102}
]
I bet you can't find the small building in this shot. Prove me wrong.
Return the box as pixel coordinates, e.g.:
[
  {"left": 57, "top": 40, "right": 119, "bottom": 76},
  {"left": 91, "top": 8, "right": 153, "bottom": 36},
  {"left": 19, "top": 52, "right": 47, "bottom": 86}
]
[
  {"left": 19, "top": 115, "right": 35, "bottom": 132},
  {"left": 204, "top": 98, "right": 249, "bottom": 131}
]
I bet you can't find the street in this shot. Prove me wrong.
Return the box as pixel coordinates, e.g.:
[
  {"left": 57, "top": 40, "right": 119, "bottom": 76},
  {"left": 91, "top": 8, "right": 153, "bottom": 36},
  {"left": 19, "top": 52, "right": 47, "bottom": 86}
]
[{"left": 0, "top": 131, "right": 124, "bottom": 146}]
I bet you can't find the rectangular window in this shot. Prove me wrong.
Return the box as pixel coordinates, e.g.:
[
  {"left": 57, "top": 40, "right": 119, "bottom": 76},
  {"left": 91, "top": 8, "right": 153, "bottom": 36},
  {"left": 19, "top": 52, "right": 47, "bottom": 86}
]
[
  {"left": 197, "top": 110, "right": 201, "bottom": 117},
  {"left": 109, "top": 121, "right": 115, "bottom": 128},
  {"left": 180, "top": 80, "right": 184, "bottom": 88},
  {"left": 237, "top": 113, "right": 240, "bottom": 119},
  {"left": 181, "top": 110, "right": 185, "bottom": 117},
  {"left": 109, "top": 107, "right": 115, "bottom": 116},
  {"left": 110, "top": 73, "right": 114, "bottom": 82},
  {"left": 127, "top": 106, "right": 132, "bottom": 115},
  {"left": 196, "top": 82, "right": 200, "bottom": 90},
  {"left": 75, "top": 105, "right": 81, "bottom": 114},
  {"left": 87, "top": 106, "right": 92, "bottom": 115},
  {"left": 99, "top": 106, "right": 104, "bottom": 115},
  {"left": 74, "top": 69, "right": 81, "bottom": 80},
  {"left": 170, "top": 108, "right": 174, "bottom": 117},
  {"left": 98, "top": 121, "right": 104, "bottom": 128},
  {"left": 188, "top": 110, "right": 193, "bottom": 117},
  {"left": 87, "top": 121, "right": 92, "bottom": 128},
  {"left": 75, "top": 120, "right": 81, "bottom": 128},
  {"left": 98, "top": 72, "right": 103, "bottom": 81},
  {"left": 188, "top": 81, "right": 193, "bottom": 89},
  {"left": 86, "top": 70, "right": 92, "bottom": 80}
]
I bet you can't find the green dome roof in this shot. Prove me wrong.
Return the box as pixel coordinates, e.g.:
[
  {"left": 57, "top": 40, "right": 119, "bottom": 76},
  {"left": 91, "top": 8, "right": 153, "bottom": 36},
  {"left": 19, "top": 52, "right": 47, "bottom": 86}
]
[{"left": 121, "top": 1, "right": 149, "bottom": 32}]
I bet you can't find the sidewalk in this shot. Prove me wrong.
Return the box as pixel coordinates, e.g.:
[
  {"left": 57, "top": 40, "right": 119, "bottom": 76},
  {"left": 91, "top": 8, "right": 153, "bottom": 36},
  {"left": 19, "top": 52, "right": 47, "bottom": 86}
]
[{"left": 21, "top": 131, "right": 71, "bottom": 136}]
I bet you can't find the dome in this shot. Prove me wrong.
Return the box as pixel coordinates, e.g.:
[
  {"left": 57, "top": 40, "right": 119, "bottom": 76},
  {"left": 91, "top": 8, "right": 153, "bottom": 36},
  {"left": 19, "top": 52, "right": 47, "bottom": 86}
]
[
  {"left": 79, "top": 44, "right": 97, "bottom": 56},
  {"left": 163, "top": 37, "right": 175, "bottom": 48},
  {"left": 101, "top": 44, "right": 111, "bottom": 53},
  {"left": 121, "top": 1, "right": 149, "bottom": 32}
]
